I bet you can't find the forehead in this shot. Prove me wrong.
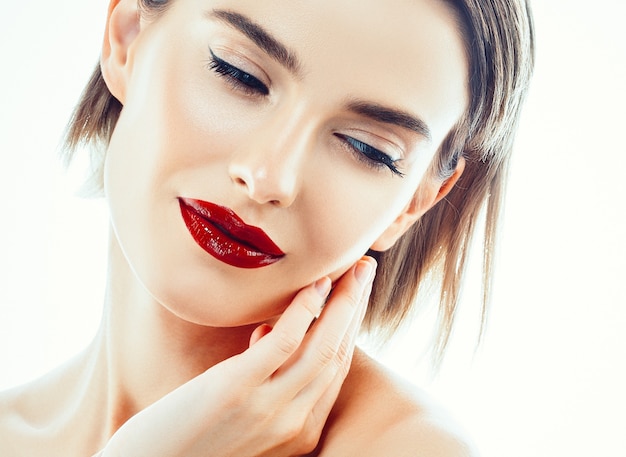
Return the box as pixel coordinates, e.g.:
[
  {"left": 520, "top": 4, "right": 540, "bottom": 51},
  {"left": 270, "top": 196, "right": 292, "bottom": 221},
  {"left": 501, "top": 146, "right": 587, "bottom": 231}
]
[{"left": 169, "top": 0, "right": 469, "bottom": 144}]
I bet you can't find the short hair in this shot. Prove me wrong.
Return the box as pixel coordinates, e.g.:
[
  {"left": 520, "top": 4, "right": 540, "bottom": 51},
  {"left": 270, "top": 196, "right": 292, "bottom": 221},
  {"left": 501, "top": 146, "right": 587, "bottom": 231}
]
[{"left": 63, "top": 0, "right": 535, "bottom": 362}]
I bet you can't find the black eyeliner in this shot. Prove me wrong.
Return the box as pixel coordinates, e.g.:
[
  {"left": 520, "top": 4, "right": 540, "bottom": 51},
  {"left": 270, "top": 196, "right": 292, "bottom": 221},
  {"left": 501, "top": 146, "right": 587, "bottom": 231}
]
[
  {"left": 208, "top": 49, "right": 269, "bottom": 96},
  {"left": 335, "top": 134, "right": 405, "bottom": 177}
]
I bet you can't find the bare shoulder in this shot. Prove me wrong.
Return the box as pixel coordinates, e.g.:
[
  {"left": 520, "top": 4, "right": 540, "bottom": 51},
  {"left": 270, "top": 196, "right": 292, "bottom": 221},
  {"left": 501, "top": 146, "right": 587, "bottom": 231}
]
[
  {"left": 319, "top": 348, "right": 478, "bottom": 457},
  {"left": 0, "top": 362, "right": 72, "bottom": 426},
  {"left": 358, "top": 400, "right": 479, "bottom": 457},
  {"left": 0, "top": 353, "right": 104, "bottom": 457},
  {"left": 0, "top": 379, "right": 41, "bottom": 456}
]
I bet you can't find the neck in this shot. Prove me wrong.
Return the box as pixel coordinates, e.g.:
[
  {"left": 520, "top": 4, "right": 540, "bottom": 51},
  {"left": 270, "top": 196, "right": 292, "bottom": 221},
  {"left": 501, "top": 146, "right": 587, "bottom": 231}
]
[{"left": 93, "top": 230, "right": 256, "bottom": 435}]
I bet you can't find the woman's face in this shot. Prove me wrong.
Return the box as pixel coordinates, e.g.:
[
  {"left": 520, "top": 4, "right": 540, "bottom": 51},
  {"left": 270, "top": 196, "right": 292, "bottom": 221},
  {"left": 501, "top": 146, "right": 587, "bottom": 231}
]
[{"left": 103, "top": 0, "right": 468, "bottom": 326}]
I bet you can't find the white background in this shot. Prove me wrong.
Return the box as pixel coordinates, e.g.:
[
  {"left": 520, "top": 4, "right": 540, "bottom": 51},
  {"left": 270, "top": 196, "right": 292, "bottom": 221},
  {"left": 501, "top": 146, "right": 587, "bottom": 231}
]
[{"left": 0, "top": 1, "right": 625, "bottom": 456}]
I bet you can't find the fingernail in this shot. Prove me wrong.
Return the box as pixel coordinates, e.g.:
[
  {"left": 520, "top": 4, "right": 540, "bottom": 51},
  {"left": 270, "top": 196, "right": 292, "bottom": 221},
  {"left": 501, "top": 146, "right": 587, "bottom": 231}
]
[
  {"left": 354, "top": 260, "right": 374, "bottom": 285},
  {"left": 314, "top": 277, "right": 331, "bottom": 297}
]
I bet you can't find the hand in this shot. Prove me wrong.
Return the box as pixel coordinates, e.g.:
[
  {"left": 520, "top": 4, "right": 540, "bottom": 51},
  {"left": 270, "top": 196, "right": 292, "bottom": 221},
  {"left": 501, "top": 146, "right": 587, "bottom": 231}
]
[{"left": 97, "top": 256, "right": 376, "bottom": 457}]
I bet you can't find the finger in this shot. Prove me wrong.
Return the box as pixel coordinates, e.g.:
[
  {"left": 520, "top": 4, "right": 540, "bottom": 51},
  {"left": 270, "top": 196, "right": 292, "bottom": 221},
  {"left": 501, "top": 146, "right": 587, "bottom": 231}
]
[
  {"left": 273, "top": 257, "right": 375, "bottom": 391},
  {"left": 292, "top": 267, "right": 372, "bottom": 406},
  {"left": 270, "top": 266, "right": 374, "bottom": 454},
  {"left": 305, "top": 350, "right": 355, "bottom": 440},
  {"left": 249, "top": 323, "right": 273, "bottom": 347},
  {"left": 236, "top": 276, "right": 332, "bottom": 381}
]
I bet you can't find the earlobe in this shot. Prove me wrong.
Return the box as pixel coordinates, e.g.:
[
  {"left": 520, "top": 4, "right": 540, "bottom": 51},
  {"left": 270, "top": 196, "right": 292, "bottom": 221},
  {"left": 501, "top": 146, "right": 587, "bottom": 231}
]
[
  {"left": 369, "top": 157, "right": 466, "bottom": 252},
  {"left": 369, "top": 199, "right": 425, "bottom": 252},
  {"left": 101, "top": 0, "right": 141, "bottom": 104}
]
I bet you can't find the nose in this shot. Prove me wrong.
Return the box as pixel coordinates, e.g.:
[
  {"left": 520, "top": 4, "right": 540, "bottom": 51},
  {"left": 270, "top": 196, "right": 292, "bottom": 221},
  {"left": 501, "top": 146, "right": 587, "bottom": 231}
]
[{"left": 228, "top": 109, "right": 313, "bottom": 207}]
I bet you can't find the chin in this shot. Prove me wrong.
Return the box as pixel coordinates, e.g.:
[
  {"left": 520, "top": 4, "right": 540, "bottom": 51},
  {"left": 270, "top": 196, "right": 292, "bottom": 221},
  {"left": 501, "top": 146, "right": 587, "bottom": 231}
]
[{"left": 149, "top": 280, "right": 296, "bottom": 328}]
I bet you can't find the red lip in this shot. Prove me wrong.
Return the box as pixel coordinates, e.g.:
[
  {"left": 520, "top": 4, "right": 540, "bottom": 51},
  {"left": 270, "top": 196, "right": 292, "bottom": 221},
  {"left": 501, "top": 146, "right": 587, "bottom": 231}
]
[{"left": 178, "top": 197, "right": 285, "bottom": 268}]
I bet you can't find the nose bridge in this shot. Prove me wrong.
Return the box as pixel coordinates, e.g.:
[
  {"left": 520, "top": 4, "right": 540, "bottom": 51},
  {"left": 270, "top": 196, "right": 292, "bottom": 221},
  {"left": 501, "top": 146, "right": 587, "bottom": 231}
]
[{"left": 229, "top": 101, "right": 314, "bottom": 206}]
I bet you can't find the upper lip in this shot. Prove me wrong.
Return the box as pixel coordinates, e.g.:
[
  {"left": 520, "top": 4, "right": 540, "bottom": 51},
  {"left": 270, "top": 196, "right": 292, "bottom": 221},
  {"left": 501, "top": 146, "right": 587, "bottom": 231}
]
[{"left": 178, "top": 197, "right": 285, "bottom": 256}]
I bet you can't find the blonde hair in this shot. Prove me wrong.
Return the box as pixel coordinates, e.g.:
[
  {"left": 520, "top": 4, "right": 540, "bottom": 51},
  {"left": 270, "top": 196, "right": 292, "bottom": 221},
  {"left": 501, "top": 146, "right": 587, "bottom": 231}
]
[
  {"left": 368, "top": 0, "right": 535, "bottom": 360},
  {"left": 64, "top": 0, "right": 535, "bottom": 361}
]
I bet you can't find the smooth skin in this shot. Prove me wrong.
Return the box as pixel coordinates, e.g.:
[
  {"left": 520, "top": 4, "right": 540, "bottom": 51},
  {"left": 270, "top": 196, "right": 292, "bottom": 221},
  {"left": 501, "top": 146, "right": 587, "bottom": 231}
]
[
  {"left": 0, "top": 0, "right": 475, "bottom": 455},
  {"left": 97, "top": 262, "right": 373, "bottom": 457}
]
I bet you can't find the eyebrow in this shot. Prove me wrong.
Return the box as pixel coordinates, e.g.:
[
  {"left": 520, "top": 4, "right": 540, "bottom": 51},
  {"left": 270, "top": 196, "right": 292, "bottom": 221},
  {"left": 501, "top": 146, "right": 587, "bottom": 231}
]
[
  {"left": 346, "top": 100, "right": 432, "bottom": 141},
  {"left": 208, "top": 9, "right": 430, "bottom": 141},
  {"left": 209, "top": 9, "right": 302, "bottom": 76}
]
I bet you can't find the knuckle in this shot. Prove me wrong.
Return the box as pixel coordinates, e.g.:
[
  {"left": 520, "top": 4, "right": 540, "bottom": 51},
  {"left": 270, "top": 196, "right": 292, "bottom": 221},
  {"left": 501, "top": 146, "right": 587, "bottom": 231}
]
[
  {"left": 338, "top": 354, "right": 352, "bottom": 379},
  {"left": 299, "top": 430, "right": 321, "bottom": 454},
  {"left": 335, "top": 337, "right": 351, "bottom": 366},
  {"left": 300, "top": 292, "right": 323, "bottom": 318},
  {"left": 277, "top": 414, "right": 306, "bottom": 442},
  {"left": 344, "top": 291, "right": 361, "bottom": 309},
  {"left": 315, "top": 336, "right": 340, "bottom": 366},
  {"left": 273, "top": 329, "right": 300, "bottom": 356},
  {"left": 298, "top": 415, "right": 323, "bottom": 453},
  {"left": 331, "top": 338, "right": 353, "bottom": 379}
]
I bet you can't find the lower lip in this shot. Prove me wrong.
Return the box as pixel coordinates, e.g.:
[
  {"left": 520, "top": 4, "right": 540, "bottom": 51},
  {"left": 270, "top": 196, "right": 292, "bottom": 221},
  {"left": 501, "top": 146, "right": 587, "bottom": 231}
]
[{"left": 178, "top": 200, "right": 284, "bottom": 269}]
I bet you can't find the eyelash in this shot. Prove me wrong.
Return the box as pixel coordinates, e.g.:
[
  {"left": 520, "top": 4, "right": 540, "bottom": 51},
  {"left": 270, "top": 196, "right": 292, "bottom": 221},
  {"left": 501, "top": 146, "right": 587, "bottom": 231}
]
[
  {"left": 208, "top": 51, "right": 403, "bottom": 178},
  {"left": 335, "top": 134, "right": 404, "bottom": 177},
  {"left": 208, "top": 50, "right": 269, "bottom": 96}
]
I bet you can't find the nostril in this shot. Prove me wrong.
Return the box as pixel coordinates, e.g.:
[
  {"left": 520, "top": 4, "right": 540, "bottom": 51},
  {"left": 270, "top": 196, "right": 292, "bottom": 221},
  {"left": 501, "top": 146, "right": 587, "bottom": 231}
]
[
  {"left": 229, "top": 163, "right": 296, "bottom": 207},
  {"left": 232, "top": 176, "right": 247, "bottom": 187}
]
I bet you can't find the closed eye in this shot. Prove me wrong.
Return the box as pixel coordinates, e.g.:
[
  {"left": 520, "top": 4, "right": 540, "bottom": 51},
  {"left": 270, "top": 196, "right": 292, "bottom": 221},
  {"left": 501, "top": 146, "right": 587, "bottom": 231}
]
[
  {"left": 208, "top": 49, "right": 269, "bottom": 96},
  {"left": 334, "top": 133, "right": 404, "bottom": 177}
]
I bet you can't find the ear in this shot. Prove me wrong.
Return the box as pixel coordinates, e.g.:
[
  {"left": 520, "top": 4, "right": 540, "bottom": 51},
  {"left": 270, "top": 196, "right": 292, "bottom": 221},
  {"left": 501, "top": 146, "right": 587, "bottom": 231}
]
[
  {"left": 100, "top": 0, "right": 141, "bottom": 104},
  {"left": 370, "top": 157, "right": 466, "bottom": 251}
]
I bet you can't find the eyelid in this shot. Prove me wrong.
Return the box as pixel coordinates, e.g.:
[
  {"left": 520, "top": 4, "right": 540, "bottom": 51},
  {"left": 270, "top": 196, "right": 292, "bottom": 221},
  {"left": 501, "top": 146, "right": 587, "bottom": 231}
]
[
  {"left": 334, "top": 133, "right": 405, "bottom": 177},
  {"left": 340, "top": 128, "right": 405, "bottom": 161},
  {"left": 209, "top": 46, "right": 272, "bottom": 88}
]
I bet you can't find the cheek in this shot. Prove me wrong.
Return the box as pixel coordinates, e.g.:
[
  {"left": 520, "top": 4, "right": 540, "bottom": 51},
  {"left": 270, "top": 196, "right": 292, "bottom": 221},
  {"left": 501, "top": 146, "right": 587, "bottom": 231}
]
[
  {"left": 296, "top": 169, "right": 417, "bottom": 282},
  {"left": 102, "top": 27, "right": 430, "bottom": 325}
]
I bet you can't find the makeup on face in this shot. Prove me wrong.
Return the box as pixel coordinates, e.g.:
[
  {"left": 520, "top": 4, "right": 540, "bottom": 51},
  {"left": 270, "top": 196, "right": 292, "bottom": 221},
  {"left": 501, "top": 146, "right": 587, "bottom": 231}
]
[
  {"left": 204, "top": 8, "right": 436, "bottom": 176},
  {"left": 178, "top": 197, "right": 285, "bottom": 268},
  {"left": 101, "top": 0, "right": 469, "bottom": 327}
]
